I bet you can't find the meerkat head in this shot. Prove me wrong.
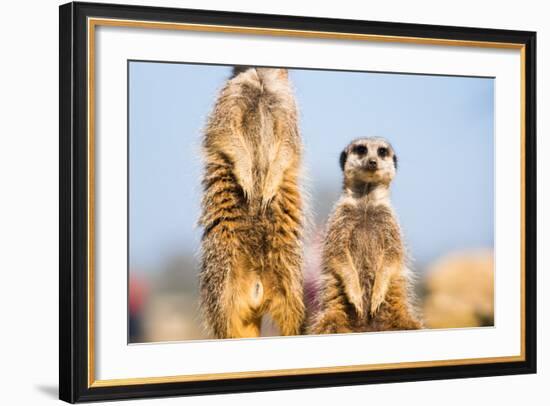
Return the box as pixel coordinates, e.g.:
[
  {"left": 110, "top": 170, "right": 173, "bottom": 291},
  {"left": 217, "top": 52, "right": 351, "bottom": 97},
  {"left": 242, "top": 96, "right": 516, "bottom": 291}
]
[
  {"left": 339, "top": 137, "right": 398, "bottom": 191},
  {"left": 231, "top": 66, "right": 289, "bottom": 82},
  {"left": 228, "top": 66, "right": 291, "bottom": 102}
]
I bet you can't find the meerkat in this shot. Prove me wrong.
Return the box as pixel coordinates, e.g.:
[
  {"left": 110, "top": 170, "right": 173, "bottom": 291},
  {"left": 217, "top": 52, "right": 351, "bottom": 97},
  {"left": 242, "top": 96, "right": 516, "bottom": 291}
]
[
  {"left": 198, "top": 67, "right": 305, "bottom": 339},
  {"left": 309, "top": 137, "right": 421, "bottom": 334}
]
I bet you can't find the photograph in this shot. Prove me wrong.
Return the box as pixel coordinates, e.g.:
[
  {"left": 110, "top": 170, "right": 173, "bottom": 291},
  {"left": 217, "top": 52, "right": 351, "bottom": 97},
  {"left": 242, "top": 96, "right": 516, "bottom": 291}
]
[{"left": 128, "top": 62, "right": 495, "bottom": 343}]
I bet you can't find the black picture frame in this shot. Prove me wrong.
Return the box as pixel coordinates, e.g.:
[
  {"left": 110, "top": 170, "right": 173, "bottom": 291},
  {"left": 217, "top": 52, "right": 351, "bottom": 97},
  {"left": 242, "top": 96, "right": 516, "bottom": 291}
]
[{"left": 59, "top": 1, "right": 537, "bottom": 403}]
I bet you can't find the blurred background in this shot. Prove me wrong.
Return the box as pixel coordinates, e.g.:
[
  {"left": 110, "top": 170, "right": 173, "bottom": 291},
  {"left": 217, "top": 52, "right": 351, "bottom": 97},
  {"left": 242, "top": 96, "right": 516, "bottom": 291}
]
[{"left": 128, "top": 62, "right": 494, "bottom": 343}]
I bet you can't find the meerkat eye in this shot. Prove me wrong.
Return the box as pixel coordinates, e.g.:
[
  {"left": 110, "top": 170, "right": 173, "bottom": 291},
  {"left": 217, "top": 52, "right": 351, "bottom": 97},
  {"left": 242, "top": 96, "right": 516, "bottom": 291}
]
[
  {"left": 378, "top": 147, "right": 389, "bottom": 158},
  {"left": 352, "top": 145, "right": 368, "bottom": 156}
]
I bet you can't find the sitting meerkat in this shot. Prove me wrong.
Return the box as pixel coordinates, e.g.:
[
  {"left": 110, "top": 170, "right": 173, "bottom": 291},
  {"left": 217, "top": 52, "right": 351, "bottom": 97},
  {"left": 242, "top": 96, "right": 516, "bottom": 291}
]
[
  {"left": 198, "top": 67, "right": 305, "bottom": 339},
  {"left": 309, "top": 137, "right": 421, "bottom": 334}
]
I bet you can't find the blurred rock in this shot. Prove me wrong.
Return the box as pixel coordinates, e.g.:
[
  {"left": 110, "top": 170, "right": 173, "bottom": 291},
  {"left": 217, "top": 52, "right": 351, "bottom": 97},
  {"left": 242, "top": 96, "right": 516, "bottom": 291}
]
[
  {"left": 143, "top": 293, "right": 206, "bottom": 342},
  {"left": 422, "top": 250, "right": 494, "bottom": 329}
]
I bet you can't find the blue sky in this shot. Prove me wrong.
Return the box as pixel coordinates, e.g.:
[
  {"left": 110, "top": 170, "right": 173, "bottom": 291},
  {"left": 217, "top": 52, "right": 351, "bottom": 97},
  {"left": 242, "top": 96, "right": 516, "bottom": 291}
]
[{"left": 129, "top": 62, "right": 494, "bottom": 272}]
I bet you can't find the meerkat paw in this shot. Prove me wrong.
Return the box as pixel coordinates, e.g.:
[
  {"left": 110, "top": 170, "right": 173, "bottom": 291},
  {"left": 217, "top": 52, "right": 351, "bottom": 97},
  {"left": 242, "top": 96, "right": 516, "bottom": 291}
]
[
  {"left": 260, "top": 194, "right": 276, "bottom": 212},
  {"left": 239, "top": 177, "right": 254, "bottom": 203},
  {"left": 370, "top": 265, "right": 398, "bottom": 316},
  {"left": 369, "top": 291, "right": 386, "bottom": 316},
  {"left": 260, "top": 181, "right": 279, "bottom": 211},
  {"left": 261, "top": 162, "right": 287, "bottom": 211}
]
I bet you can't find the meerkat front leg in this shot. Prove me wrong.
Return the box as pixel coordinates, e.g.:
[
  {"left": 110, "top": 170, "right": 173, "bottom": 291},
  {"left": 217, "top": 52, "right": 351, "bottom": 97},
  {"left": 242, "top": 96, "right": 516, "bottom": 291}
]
[
  {"left": 310, "top": 253, "right": 364, "bottom": 334},
  {"left": 261, "top": 141, "right": 297, "bottom": 210},
  {"left": 216, "top": 125, "right": 255, "bottom": 201},
  {"left": 309, "top": 270, "right": 354, "bottom": 335},
  {"left": 372, "top": 274, "right": 423, "bottom": 331},
  {"left": 310, "top": 206, "right": 367, "bottom": 334},
  {"left": 370, "top": 262, "right": 400, "bottom": 316},
  {"left": 341, "top": 250, "right": 365, "bottom": 317}
]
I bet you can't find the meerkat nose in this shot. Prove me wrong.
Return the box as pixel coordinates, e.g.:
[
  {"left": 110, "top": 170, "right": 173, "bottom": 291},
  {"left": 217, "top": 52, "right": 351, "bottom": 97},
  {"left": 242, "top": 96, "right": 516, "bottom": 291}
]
[{"left": 367, "top": 159, "right": 377, "bottom": 170}]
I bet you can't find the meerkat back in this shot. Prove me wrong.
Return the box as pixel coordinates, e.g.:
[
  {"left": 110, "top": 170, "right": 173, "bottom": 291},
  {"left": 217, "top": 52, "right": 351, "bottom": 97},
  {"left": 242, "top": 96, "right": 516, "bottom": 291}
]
[{"left": 199, "top": 67, "right": 305, "bottom": 339}]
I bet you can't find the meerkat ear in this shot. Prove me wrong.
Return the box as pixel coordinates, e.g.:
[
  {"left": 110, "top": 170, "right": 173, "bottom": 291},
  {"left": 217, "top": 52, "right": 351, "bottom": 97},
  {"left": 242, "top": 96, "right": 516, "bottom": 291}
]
[
  {"left": 231, "top": 66, "right": 253, "bottom": 78},
  {"left": 393, "top": 153, "right": 398, "bottom": 170},
  {"left": 339, "top": 150, "right": 348, "bottom": 171}
]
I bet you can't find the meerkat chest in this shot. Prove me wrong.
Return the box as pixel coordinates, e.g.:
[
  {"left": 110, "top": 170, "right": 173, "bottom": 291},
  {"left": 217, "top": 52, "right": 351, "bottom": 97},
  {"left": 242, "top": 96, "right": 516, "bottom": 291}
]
[{"left": 349, "top": 203, "right": 399, "bottom": 267}]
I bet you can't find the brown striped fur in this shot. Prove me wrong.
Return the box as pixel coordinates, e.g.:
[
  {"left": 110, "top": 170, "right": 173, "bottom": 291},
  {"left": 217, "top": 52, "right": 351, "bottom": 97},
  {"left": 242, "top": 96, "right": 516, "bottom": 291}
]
[
  {"left": 198, "top": 67, "right": 305, "bottom": 339},
  {"left": 309, "top": 137, "right": 421, "bottom": 334}
]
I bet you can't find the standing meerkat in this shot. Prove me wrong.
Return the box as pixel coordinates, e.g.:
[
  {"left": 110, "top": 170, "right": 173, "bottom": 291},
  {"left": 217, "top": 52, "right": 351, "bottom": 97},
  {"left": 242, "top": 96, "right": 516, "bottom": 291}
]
[
  {"left": 309, "top": 137, "right": 421, "bottom": 334},
  {"left": 198, "top": 67, "right": 305, "bottom": 339}
]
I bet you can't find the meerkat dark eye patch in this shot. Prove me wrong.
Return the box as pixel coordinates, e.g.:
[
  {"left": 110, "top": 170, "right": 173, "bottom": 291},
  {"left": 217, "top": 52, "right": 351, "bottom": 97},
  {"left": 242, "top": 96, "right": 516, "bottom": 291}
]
[
  {"left": 377, "top": 147, "right": 389, "bottom": 158},
  {"left": 352, "top": 145, "right": 368, "bottom": 156}
]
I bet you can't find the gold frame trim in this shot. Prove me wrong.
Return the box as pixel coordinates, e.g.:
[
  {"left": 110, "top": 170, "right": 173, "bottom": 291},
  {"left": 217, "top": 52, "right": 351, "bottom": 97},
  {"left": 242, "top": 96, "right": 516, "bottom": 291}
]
[{"left": 87, "top": 17, "right": 527, "bottom": 388}]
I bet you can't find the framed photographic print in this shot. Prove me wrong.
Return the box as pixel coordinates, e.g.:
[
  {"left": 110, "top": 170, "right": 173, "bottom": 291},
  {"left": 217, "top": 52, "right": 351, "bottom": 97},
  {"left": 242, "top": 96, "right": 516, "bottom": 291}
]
[{"left": 59, "top": 1, "right": 537, "bottom": 403}]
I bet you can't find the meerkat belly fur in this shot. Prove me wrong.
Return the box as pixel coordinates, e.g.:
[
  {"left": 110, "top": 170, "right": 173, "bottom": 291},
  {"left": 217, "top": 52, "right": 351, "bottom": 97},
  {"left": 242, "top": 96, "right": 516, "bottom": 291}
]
[
  {"left": 199, "top": 67, "right": 305, "bottom": 339},
  {"left": 310, "top": 137, "right": 421, "bottom": 334}
]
